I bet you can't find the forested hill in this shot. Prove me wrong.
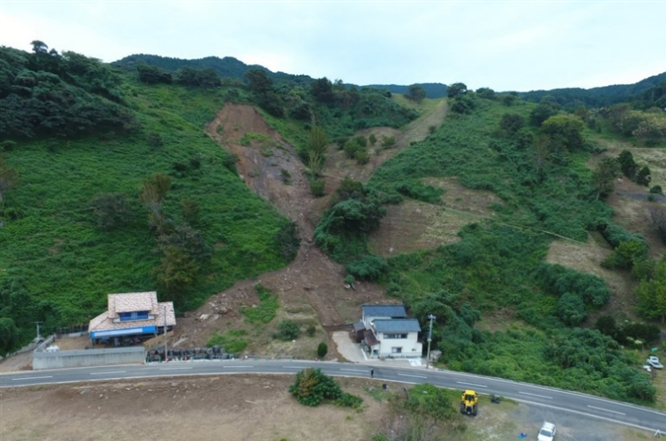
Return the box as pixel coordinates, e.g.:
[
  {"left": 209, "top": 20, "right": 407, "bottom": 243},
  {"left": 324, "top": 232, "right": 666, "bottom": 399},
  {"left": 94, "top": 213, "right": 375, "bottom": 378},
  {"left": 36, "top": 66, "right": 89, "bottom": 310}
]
[
  {"left": 364, "top": 83, "right": 448, "bottom": 99},
  {"left": 113, "top": 54, "right": 666, "bottom": 108},
  {"left": 520, "top": 71, "right": 666, "bottom": 109},
  {"left": 112, "top": 54, "right": 312, "bottom": 84}
]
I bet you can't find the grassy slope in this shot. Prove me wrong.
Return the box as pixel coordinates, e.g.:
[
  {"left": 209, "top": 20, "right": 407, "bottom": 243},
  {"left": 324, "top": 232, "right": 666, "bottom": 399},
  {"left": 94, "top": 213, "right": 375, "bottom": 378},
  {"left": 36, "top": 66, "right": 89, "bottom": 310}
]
[
  {"left": 367, "top": 96, "right": 660, "bottom": 403},
  {"left": 0, "top": 80, "right": 290, "bottom": 337}
]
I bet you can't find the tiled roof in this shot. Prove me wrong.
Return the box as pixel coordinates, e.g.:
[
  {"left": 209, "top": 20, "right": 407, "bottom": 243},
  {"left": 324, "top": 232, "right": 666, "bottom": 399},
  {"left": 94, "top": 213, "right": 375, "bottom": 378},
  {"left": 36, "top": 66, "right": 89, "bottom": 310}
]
[
  {"left": 373, "top": 319, "right": 421, "bottom": 333},
  {"left": 88, "top": 292, "right": 176, "bottom": 333},
  {"left": 108, "top": 291, "right": 157, "bottom": 316},
  {"left": 361, "top": 304, "right": 407, "bottom": 318}
]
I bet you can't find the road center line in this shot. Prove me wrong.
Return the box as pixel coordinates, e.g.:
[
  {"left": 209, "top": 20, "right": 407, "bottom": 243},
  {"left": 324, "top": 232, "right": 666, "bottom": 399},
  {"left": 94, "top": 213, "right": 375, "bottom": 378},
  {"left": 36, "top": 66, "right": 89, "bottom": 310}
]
[
  {"left": 519, "top": 391, "right": 552, "bottom": 399},
  {"left": 587, "top": 405, "right": 625, "bottom": 415},
  {"left": 282, "top": 366, "right": 308, "bottom": 369},
  {"left": 397, "top": 373, "right": 428, "bottom": 379},
  {"left": 159, "top": 367, "right": 193, "bottom": 371},
  {"left": 456, "top": 381, "right": 488, "bottom": 388},
  {"left": 12, "top": 376, "right": 53, "bottom": 381},
  {"left": 340, "top": 368, "right": 368, "bottom": 373},
  {"left": 90, "top": 371, "right": 126, "bottom": 375},
  {"left": 223, "top": 366, "right": 254, "bottom": 368}
]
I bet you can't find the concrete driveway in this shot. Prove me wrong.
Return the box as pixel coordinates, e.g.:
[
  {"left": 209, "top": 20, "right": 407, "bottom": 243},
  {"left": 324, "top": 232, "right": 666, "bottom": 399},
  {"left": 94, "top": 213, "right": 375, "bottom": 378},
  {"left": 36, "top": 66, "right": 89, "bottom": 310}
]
[{"left": 332, "top": 331, "right": 425, "bottom": 368}]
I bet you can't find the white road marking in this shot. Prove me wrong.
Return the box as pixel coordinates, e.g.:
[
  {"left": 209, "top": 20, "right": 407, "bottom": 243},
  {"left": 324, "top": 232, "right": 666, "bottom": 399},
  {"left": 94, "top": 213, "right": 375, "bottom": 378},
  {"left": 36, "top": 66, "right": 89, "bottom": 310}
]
[
  {"left": 159, "top": 367, "right": 193, "bottom": 371},
  {"left": 398, "top": 373, "right": 427, "bottom": 379},
  {"left": 223, "top": 366, "right": 254, "bottom": 368},
  {"left": 457, "top": 381, "right": 488, "bottom": 388},
  {"left": 519, "top": 391, "right": 552, "bottom": 399},
  {"left": 90, "top": 371, "right": 126, "bottom": 375},
  {"left": 12, "top": 376, "right": 53, "bottom": 381},
  {"left": 587, "top": 405, "right": 625, "bottom": 415},
  {"left": 340, "top": 368, "right": 368, "bottom": 373},
  {"left": 282, "top": 366, "right": 308, "bottom": 369}
]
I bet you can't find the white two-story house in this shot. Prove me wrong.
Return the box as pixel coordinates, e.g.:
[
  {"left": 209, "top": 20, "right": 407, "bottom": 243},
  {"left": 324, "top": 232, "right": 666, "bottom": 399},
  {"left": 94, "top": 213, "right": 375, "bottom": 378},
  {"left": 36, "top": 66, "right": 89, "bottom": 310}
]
[{"left": 356, "top": 304, "right": 422, "bottom": 359}]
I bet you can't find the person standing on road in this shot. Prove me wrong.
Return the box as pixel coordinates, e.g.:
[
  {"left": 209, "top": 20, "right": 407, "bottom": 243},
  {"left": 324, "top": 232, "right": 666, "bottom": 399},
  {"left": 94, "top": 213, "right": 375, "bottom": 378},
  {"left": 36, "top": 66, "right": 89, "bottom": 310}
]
[{"left": 370, "top": 368, "right": 374, "bottom": 378}]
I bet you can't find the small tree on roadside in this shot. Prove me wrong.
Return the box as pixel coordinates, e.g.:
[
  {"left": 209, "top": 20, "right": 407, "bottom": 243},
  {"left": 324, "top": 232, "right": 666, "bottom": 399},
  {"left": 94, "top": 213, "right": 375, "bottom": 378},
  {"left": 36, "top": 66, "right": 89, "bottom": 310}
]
[{"left": 317, "top": 342, "right": 328, "bottom": 358}]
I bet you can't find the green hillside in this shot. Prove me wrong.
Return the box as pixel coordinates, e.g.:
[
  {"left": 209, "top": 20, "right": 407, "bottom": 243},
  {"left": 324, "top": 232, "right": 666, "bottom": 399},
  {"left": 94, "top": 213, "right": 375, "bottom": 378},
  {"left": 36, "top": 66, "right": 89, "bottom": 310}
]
[
  {"left": 2, "top": 43, "right": 666, "bottom": 406},
  {"left": 0, "top": 43, "right": 416, "bottom": 351}
]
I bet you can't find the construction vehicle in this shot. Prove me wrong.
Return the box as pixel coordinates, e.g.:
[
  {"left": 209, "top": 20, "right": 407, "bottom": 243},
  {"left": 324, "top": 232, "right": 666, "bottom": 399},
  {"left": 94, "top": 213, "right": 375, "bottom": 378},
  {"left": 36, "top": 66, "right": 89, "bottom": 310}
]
[{"left": 460, "top": 389, "right": 478, "bottom": 416}]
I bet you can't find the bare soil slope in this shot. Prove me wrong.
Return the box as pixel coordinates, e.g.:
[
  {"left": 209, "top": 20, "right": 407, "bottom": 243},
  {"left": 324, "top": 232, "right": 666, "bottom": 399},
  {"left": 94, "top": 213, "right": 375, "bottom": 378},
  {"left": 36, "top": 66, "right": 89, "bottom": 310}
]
[
  {"left": 170, "top": 101, "right": 450, "bottom": 354},
  {"left": 0, "top": 376, "right": 649, "bottom": 441}
]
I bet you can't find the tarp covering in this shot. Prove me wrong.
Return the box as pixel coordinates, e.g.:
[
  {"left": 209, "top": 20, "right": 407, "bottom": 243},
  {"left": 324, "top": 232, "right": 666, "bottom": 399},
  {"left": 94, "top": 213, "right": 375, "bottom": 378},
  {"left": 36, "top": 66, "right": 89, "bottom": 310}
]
[{"left": 90, "top": 326, "right": 157, "bottom": 339}]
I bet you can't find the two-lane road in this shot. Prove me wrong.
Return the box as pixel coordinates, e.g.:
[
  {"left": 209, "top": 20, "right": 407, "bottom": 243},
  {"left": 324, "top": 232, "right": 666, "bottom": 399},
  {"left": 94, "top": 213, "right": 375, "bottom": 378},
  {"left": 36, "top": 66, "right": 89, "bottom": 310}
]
[{"left": 2, "top": 359, "right": 665, "bottom": 434}]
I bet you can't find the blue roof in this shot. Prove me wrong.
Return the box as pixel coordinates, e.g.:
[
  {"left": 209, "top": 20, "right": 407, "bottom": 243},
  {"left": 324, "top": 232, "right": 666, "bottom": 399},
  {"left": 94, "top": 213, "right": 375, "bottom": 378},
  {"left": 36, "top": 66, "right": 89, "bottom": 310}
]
[
  {"left": 362, "top": 304, "right": 407, "bottom": 318},
  {"left": 373, "top": 319, "right": 421, "bottom": 333},
  {"left": 90, "top": 326, "right": 157, "bottom": 339}
]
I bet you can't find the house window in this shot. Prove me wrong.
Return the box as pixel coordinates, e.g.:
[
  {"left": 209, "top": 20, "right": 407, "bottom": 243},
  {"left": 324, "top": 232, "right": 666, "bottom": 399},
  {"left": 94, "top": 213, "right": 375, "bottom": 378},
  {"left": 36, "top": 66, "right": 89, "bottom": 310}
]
[
  {"left": 383, "top": 333, "right": 408, "bottom": 339},
  {"left": 391, "top": 347, "right": 402, "bottom": 354},
  {"left": 119, "top": 311, "right": 149, "bottom": 322}
]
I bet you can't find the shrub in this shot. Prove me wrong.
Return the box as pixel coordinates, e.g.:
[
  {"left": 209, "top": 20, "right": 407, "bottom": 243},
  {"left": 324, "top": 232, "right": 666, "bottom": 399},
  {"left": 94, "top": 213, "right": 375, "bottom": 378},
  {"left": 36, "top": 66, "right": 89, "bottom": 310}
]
[
  {"left": 538, "top": 263, "right": 611, "bottom": 309},
  {"left": 381, "top": 135, "right": 396, "bottom": 148},
  {"left": 618, "top": 322, "right": 661, "bottom": 345},
  {"left": 289, "top": 368, "right": 342, "bottom": 406},
  {"left": 345, "top": 255, "right": 389, "bottom": 281},
  {"left": 274, "top": 319, "right": 300, "bottom": 341},
  {"left": 556, "top": 292, "right": 587, "bottom": 326},
  {"left": 309, "top": 178, "right": 325, "bottom": 197},
  {"left": 317, "top": 342, "right": 328, "bottom": 358},
  {"left": 306, "top": 324, "right": 316, "bottom": 337},
  {"left": 601, "top": 239, "right": 648, "bottom": 270},
  {"left": 598, "top": 222, "right": 645, "bottom": 249},
  {"left": 650, "top": 185, "right": 663, "bottom": 195},
  {"left": 594, "top": 315, "right": 618, "bottom": 340},
  {"left": 335, "top": 392, "right": 363, "bottom": 409}
]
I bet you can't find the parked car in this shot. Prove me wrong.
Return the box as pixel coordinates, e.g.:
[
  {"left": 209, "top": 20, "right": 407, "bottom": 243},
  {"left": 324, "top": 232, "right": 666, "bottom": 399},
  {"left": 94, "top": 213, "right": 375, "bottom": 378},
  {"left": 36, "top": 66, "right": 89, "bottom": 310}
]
[
  {"left": 647, "top": 356, "right": 663, "bottom": 369},
  {"left": 537, "top": 422, "right": 556, "bottom": 441}
]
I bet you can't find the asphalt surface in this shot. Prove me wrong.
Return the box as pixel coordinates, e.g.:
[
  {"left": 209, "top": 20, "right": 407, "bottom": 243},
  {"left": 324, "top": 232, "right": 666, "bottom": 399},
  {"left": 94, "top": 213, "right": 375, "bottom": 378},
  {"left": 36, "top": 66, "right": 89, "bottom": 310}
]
[{"left": 1, "top": 359, "right": 665, "bottom": 435}]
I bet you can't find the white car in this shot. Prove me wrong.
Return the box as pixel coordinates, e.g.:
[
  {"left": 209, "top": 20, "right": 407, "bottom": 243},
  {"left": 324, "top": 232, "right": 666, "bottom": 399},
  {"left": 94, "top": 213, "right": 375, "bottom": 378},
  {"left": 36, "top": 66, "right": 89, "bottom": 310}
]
[
  {"left": 537, "top": 422, "right": 556, "bottom": 441},
  {"left": 647, "top": 356, "right": 663, "bottom": 369}
]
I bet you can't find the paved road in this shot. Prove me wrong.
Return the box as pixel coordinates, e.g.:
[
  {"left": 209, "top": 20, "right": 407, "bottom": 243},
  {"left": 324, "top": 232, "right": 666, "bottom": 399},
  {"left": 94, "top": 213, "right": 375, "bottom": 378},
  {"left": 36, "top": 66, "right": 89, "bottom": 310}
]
[{"left": 1, "top": 359, "right": 665, "bottom": 435}]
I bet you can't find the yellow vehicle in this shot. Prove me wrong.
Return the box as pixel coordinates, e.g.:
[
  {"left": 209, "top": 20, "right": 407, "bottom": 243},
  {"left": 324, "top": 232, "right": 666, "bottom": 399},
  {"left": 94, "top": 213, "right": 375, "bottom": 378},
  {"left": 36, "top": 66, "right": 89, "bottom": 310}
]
[{"left": 460, "top": 390, "right": 478, "bottom": 416}]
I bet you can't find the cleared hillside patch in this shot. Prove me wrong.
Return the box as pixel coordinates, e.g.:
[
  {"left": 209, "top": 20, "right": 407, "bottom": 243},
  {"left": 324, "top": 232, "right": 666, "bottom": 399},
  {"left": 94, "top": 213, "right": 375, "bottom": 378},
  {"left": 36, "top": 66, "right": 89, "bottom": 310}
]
[
  {"left": 546, "top": 237, "right": 639, "bottom": 317},
  {"left": 369, "top": 177, "right": 501, "bottom": 257}
]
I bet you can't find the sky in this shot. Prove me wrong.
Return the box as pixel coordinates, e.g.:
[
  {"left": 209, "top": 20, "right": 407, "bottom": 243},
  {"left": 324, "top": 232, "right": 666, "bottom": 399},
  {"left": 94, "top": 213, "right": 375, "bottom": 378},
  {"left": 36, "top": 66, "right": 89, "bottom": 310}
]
[{"left": 1, "top": 1, "right": 665, "bottom": 92}]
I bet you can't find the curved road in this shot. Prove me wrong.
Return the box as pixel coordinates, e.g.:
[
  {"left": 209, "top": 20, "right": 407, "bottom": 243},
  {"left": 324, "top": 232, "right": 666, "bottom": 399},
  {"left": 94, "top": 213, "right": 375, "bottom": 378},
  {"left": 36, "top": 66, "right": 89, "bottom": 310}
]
[{"left": 1, "top": 359, "right": 665, "bottom": 434}]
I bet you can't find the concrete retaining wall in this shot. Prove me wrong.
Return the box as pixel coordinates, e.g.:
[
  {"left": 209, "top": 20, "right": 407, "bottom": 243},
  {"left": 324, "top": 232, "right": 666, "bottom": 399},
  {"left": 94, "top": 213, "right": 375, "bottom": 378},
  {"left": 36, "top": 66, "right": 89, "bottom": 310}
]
[{"left": 33, "top": 346, "right": 145, "bottom": 370}]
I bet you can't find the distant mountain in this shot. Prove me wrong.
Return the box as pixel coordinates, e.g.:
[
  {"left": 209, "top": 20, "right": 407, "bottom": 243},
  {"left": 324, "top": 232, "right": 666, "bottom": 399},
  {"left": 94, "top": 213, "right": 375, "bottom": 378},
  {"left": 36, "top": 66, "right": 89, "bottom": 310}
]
[
  {"left": 364, "top": 83, "right": 448, "bottom": 99},
  {"left": 519, "top": 71, "right": 666, "bottom": 109},
  {"left": 112, "top": 54, "right": 312, "bottom": 84}
]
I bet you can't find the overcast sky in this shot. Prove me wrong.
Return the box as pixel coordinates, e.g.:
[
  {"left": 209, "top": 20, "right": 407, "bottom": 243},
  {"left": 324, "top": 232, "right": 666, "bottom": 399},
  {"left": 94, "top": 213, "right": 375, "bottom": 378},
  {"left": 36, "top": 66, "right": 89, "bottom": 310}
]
[{"left": 1, "top": 1, "right": 665, "bottom": 92}]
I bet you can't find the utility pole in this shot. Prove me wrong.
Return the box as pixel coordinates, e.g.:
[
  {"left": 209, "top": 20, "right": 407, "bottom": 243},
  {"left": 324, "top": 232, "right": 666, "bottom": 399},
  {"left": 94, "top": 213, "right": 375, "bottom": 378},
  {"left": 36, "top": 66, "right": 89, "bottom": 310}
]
[
  {"left": 34, "top": 321, "right": 43, "bottom": 343},
  {"left": 163, "top": 305, "right": 168, "bottom": 362},
  {"left": 426, "top": 314, "right": 436, "bottom": 369}
]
